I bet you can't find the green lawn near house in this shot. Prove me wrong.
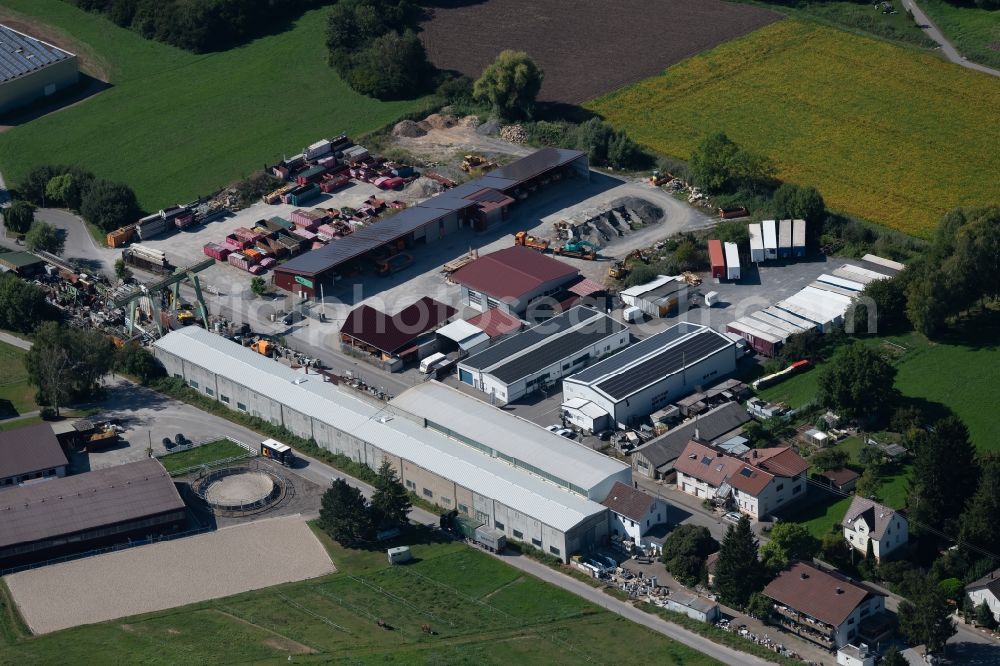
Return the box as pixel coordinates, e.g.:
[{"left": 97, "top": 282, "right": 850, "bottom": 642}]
[
  {"left": 0, "top": 524, "right": 722, "bottom": 665},
  {"left": 0, "top": 1, "right": 431, "bottom": 211}
]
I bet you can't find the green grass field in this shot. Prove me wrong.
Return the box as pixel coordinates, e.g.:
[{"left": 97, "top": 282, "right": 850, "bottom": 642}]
[
  {"left": 0, "top": 525, "right": 721, "bottom": 665},
  {"left": 757, "top": 365, "right": 821, "bottom": 410},
  {"left": 0, "top": 341, "right": 35, "bottom": 419},
  {"left": 920, "top": 0, "right": 1000, "bottom": 69},
  {"left": 158, "top": 439, "right": 249, "bottom": 473},
  {"left": 587, "top": 19, "right": 1000, "bottom": 238},
  {"left": 0, "top": 1, "right": 431, "bottom": 211}
]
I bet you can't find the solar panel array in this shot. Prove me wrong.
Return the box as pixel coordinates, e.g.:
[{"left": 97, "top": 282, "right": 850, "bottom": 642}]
[
  {"left": 461, "top": 307, "right": 601, "bottom": 371},
  {"left": 0, "top": 24, "right": 72, "bottom": 84},
  {"left": 490, "top": 325, "right": 623, "bottom": 384},
  {"left": 570, "top": 322, "right": 698, "bottom": 383},
  {"left": 595, "top": 330, "right": 731, "bottom": 400}
]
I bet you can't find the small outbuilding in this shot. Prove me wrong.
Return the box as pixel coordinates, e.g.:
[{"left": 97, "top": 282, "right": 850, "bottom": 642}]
[
  {"left": 0, "top": 422, "right": 68, "bottom": 489},
  {"left": 340, "top": 297, "right": 456, "bottom": 371}
]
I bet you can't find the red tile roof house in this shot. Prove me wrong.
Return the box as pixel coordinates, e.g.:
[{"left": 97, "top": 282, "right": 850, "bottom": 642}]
[
  {"left": 673, "top": 442, "right": 808, "bottom": 520},
  {"left": 764, "top": 561, "right": 889, "bottom": 649},
  {"left": 600, "top": 481, "right": 669, "bottom": 554},
  {"left": 450, "top": 246, "right": 580, "bottom": 316}
]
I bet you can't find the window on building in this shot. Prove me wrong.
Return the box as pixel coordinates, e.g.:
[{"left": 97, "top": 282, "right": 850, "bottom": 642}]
[
  {"left": 237, "top": 402, "right": 247, "bottom": 412},
  {"left": 495, "top": 521, "right": 504, "bottom": 530},
  {"left": 458, "top": 504, "right": 469, "bottom": 514},
  {"left": 476, "top": 511, "right": 489, "bottom": 524},
  {"left": 441, "top": 497, "right": 452, "bottom": 506},
  {"left": 793, "top": 485, "right": 801, "bottom": 494},
  {"left": 405, "top": 480, "right": 416, "bottom": 490},
  {"left": 220, "top": 395, "right": 230, "bottom": 404},
  {"left": 189, "top": 379, "right": 199, "bottom": 389},
  {"left": 549, "top": 546, "right": 560, "bottom": 556},
  {"left": 174, "top": 373, "right": 183, "bottom": 379},
  {"left": 422, "top": 488, "right": 433, "bottom": 498},
  {"left": 847, "top": 617, "right": 855, "bottom": 625},
  {"left": 205, "top": 388, "right": 214, "bottom": 397},
  {"left": 513, "top": 529, "right": 523, "bottom": 540},
  {"left": 532, "top": 538, "right": 542, "bottom": 547},
  {"left": 776, "top": 484, "right": 784, "bottom": 492}
]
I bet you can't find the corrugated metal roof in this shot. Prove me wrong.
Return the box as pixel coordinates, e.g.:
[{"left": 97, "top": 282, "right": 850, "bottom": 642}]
[
  {"left": 491, "top": 147, "right": 586, "bottom": 181},
  {"left": 792, "top": 219, "right": 806, "bottom": 247},
  {"left": 762, "top": 220, "right": 777, "bottom": 249},
  {"left": 341, "top": 297, "right": 456, "bottom": 354},
  {"left": 451, "top": 246, "right": 579, "bottom": 300},
  {"left": 154, "top": 328, "right": 607, "bottom": 531},
  {"left": 389, "top": 381, "right": 629, "bottom": 497},
  {"left": 466, "top": 309, "right": 523, "bottom": 338},
  {"left": 0, "top": 422, "right": 68, "bottom": 480},
  {"left": 620, "top": 274, "right": 681, "bottom": 298},
  {"left": 749, "top": 223, "right": 764, "bottom": 250},
  {"left": 0, "top": 24, "right": 74, "bottom": 85},
  {"left": 0, "top": 459, "right": 183, "bottom": 549}
]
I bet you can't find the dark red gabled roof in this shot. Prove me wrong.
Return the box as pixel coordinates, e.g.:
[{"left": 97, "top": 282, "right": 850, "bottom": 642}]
[
  {"left": 341, "top": 297, "right": 456, "bottom": 355},
  {"left": 451, "top": 246, "right": 578, "bottom": 300},
  {"left": 466, "top": 309, "right": 523, "bottom": 338}
]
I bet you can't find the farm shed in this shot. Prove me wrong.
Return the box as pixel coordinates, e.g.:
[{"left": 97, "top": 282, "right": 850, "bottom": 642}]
[
  {"left": 792, "top": 219, "right": 806, "bottom": 257},
  {"left": 451, "top": 246, "right": 580, "bottom": 316},
  {"left": 340, "top": 297, "right": 456, "bottom": 370},
  {"left": 619, "top": 275, "right": 686, "bottom": 318},
  {"left": 457, "top": 306, "right": 628, "bottom": 403},
  {"left": 708, "top": 239, "right": 725, "bottom": 279},
  {"left": 0, "top": 250, "right": 44, "bottom": 277},
  {"left": 778, "top": 219, "right": 792, "bottom": 258},
  {"left": 0, "top": 24, "right": 79, "bottom": 115},
  {"left": 724, "top": 242, "right": 740, "bottom": 281},
  {"left": 762, "top": 219, "right": 778, "bottom": 260},
  {"left": 154, "top": 327, "right": 622, "bottom": 561},
  {"left": 0, "top": 459, "right": 185, "bottom": 568},
  {"left": 748, "top": 223, "right": 764, "bottom": 263},
  {"left": 0, "top": 422, "right": 68, "bottom": 489},
  {"left": 273, "top": 148, "right": 588, "bottom": 297},
  {"left": 562, "top": 322, "right": 736, "bottom": 428}
]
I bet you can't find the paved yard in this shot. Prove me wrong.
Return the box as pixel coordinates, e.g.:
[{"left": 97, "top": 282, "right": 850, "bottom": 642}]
[{"left": 4, "top": 514, "right": 334, "bottom": 635}]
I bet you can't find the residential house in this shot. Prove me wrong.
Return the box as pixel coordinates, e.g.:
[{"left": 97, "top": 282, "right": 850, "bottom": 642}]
[
  {"left": 966, "top": 569, "right": 1000, "bottom": 624},
  {"left": 842, "top": 496, "right": 908, "bottom": 561},
  {"left": 672, "top": 442, "right": 808, "bottom": 520},
  {"left": 600, "top": 481, "right": 669, "bottom": 554},
  {"left": 763, "top": 561, "right": 890, "bottom": 649}
]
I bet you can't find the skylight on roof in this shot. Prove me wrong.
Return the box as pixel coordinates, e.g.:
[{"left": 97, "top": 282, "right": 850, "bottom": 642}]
[
  {"left": 739, "top": 467, "right": 753, "bottom": 477},
  {"left": 701, "top": 456, "right": 712, "bottom": 465}
]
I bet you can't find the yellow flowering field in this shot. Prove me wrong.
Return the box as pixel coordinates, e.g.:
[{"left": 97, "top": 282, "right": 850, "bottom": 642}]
[{"left": 587, "top": 19, "right": 1000, "bottom": 237}]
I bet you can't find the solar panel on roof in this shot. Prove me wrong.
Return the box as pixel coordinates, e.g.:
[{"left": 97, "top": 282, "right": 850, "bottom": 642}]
[
  {"left": 0, "top": 24, "right": 73, "bottom": 84},
  {"left": 569, "top": 323, "right": 698, "bottom": 383},
  {"left": 461, "top": 307, "right": 601, "bottom": 371},
  {"left": 594, "top": 330, "right": 731, "bottom": 400},
  {"left": 701, "top": 456, "right": 712, "bottom": 465},
  {"left": 740, "top": 467, "right": 753, "bottom": 477}
]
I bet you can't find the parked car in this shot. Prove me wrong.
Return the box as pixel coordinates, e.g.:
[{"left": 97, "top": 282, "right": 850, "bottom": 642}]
[
  {"left": 594, "top": 554, "right": 617, "bottom": 570},
  {"left": 555, "top": 428, "right": 575, "bottom": 439},
  {"left": 723, "top": 511, "right": 743, "bottom": 524},
  {"left": 545, "top": 425, "right": 561, "bottom": 433}
]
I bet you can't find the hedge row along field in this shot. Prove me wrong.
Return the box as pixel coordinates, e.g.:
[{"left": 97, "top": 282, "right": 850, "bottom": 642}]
[
  {"left": 587, "top": 19, "right": 1000, "bottom": 238},
  {"left": 0, "top": 0, "right": 430, "bottom": 211}
]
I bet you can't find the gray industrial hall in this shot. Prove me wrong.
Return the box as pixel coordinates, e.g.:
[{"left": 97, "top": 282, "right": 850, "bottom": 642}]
[{"left": 0, "top": 24, "right": 79, "bottom": 115}]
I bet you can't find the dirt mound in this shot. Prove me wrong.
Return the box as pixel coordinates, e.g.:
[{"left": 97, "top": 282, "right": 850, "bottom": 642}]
[
  {"left": 499, "top": 125, "right": 527, "bottom": 143},
  {"left": 609, "top": 196, "right": 664, "bottom": 226},
  {"left": 392, "top": 120, "right": 426, "bottom": 138},
  {"left": 557, "top": 197, "right": 665, "bottom": 248},
  {"left": 403, "top": 177, "right": 445, "bottom": 199},
  {"left": 424, "top": 113, "right": 459, "bottom": 130},
  {"left": 459, "top": 115, "right": 481, "bottom": 128}
]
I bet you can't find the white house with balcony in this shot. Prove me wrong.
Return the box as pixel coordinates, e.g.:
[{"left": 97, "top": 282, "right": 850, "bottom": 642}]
[{"left": 842, "top": 497, "right": 908, "bottom": 561}]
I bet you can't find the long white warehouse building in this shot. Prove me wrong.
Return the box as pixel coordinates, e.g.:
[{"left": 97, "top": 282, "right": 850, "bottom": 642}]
[
  {"left": 154, "top": 326, "right": 629, "bottom": 561},
  {"left": 562, "top": 322, "right": 737, "bottom": 429}
]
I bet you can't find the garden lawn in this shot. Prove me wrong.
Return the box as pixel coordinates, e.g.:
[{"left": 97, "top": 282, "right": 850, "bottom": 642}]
[
  {"left": 587, "top": 19, "right": 1000, "bottom": 237},
  {"left": 757, "top": 364, "right": 821, "bottom": 409},
  {"left": 0, "top": 1, "right": 430, "bottom": 211},
  {"left": 0, "top": 525, "right": 721, "bottom": 665},
  {"left": 920, "top": 0, "right": 1000, "bottom": 70},
  {"left": 157, "top": 439, "right": 248, "bottom": 473},
  {"left": 0, "top": 341, "right": 35, "bottom": 418}
]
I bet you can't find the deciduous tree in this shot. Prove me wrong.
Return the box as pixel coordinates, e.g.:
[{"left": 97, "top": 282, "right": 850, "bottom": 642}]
[
  {"left": 760, "top": 523, "right": 819, "bottom": 571},
  {"left": 24, "top": 221, "right": 64, "bottom": 255},
  {"left": 80, "top": 179, "right": 142, "bottom": 232},
  {"left": 897, "top": 583, "right": 956, "bottom": 656},
  {"left": 817, "top": 343, "right": 897, "bottom": 421},
  {"left": 2, "top": 200, "right": 35, "bottom": 234},
  {"left": 473, "top": 50, "right": 543, "bottom": 120},
  {"left": 0, "top": 273, "right": 51, "bottom": 333},
  {"left": 661, "top": 524, "right": 718, "bottom": 586}
]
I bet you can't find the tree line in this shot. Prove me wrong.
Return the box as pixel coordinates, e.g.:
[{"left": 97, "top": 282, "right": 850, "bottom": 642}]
[
  {"left": 66, "top": 0, "right": 329, "bottom": 53},
  {"left": 317, "top": 460, "right": 412, "bottom": 546}
]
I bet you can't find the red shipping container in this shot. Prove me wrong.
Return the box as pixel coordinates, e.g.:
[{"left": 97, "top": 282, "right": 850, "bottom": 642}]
[{"left": 708, "top": 239, "right": 726, "bottom": 279}]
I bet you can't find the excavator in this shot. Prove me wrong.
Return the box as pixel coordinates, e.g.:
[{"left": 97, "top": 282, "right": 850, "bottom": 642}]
[
  {"left": 554, "top": 240, "right": 598, "bottom": 260},
  {"left": 514, "top": 231, "right": 550, "bottom": 252}
]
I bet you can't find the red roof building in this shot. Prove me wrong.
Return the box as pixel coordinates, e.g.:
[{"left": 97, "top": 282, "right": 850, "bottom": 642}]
[
  {"left": 451, "top": 246, "right": 579, "bottom": 315},
  {"left": 340, "top": 297, "right": 456, "bottom": 361},
  {"left": 466, "top": 309, "right": 523, "bottom": 338}
]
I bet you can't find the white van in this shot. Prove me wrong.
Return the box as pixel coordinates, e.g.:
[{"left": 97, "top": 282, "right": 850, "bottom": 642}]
[{"left": 419, "top": 352, "right": 446, "bottom": 374}]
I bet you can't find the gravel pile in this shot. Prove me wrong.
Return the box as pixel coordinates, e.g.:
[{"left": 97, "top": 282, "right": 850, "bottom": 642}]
[
  {"left": 392, "top": 120, "right": 426, "bottom": 138},
  {"left": 499, "top": 124, "right": 527, "bottom": 143},
  {"left": 4, "top": 514, "right": 335, "bottom": 635},
  {"left": 423, "top": 113, "right": 458, "bottom": 130}
]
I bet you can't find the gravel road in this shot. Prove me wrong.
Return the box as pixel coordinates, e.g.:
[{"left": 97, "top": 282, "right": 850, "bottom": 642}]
[{"left": 4, "top": 514, "right": 334, "bottom": 635}]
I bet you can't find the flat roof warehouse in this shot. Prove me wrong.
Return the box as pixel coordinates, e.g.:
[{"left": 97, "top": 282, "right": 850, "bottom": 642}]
[
  {"left": 274, "top": 148, "right": 587, "bottom": 279},
  {"left": 154, "top": 327, "right": 627, "bottom": 531}
]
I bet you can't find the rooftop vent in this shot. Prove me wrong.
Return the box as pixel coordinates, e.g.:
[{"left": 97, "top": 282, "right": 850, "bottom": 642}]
[
  {"left": 800, "top": 572, "right": 809, "bottom": 580},
  {"left": 835, "top": 587, "right": 844, "bottom": 594}
]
